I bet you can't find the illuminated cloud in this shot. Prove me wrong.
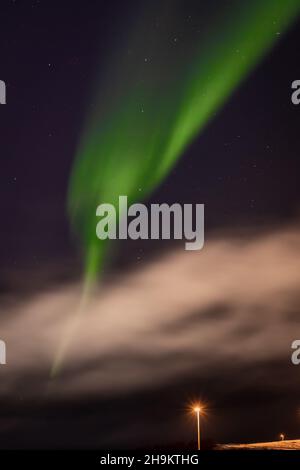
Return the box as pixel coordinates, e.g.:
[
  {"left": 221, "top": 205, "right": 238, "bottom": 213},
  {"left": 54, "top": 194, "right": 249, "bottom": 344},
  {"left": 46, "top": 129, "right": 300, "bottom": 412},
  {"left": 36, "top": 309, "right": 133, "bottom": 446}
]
[{"left": 1, "top": 225, "right": 300, "bottom": 401}]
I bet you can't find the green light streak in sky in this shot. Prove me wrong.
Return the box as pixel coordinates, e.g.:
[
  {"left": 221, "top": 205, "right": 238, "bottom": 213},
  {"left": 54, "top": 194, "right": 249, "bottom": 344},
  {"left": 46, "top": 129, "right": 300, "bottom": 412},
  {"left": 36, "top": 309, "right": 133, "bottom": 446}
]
[{"left": 69, "top": 0, "right": 300, "bottom": 285}]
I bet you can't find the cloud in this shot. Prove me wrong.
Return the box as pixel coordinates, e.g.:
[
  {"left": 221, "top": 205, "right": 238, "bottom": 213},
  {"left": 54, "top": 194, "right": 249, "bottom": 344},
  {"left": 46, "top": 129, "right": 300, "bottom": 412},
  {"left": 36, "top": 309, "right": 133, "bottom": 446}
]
[{"left": 0, "top": 224, "right": 300, "bottom": 405}]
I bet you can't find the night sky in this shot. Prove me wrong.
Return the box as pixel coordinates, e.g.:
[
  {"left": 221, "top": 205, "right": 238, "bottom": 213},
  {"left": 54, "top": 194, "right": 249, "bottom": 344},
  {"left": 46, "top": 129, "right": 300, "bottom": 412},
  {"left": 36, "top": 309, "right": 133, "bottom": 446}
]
[{"left": 1, "top": 0, "right": 300, "bottom": 449}]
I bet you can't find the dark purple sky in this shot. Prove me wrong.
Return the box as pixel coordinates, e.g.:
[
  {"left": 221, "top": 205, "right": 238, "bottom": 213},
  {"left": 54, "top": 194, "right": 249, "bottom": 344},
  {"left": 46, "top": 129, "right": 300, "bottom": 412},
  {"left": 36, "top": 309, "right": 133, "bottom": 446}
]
[{"left": 0, "top": 0, "right": 300, "bottom": 449}]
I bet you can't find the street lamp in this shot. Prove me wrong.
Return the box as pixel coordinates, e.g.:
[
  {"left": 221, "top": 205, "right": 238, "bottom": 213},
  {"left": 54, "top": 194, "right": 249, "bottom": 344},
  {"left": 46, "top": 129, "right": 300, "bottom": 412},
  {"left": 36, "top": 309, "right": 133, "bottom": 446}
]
[{"left": 193, "top": 406, "right": 202, "bottom": 450}]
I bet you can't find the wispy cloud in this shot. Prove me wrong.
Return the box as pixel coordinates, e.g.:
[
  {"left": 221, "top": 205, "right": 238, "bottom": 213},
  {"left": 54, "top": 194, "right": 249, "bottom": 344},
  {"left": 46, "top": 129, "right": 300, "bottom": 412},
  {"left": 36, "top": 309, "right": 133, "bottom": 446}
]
[{"left": 1, "top": 225, "right": 300, "bottom": 403}]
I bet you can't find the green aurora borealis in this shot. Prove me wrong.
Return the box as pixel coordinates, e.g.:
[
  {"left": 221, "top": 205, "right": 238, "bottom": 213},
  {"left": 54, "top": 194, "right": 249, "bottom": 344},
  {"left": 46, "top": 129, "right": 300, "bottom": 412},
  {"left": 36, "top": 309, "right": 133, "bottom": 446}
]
[
  {"left": 68, "top": 0, "right": 300, "bottom": 286},
  {"left": 49, "top": 0, "right": 300, "bottom": 375}
]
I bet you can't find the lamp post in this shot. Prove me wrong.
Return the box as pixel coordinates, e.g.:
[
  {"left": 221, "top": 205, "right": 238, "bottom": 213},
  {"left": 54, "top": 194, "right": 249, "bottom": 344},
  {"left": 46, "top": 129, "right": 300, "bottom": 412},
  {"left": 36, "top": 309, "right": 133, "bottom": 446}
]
[{"left": 193, "top": 406, "right": 201, "bottom": 450}]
